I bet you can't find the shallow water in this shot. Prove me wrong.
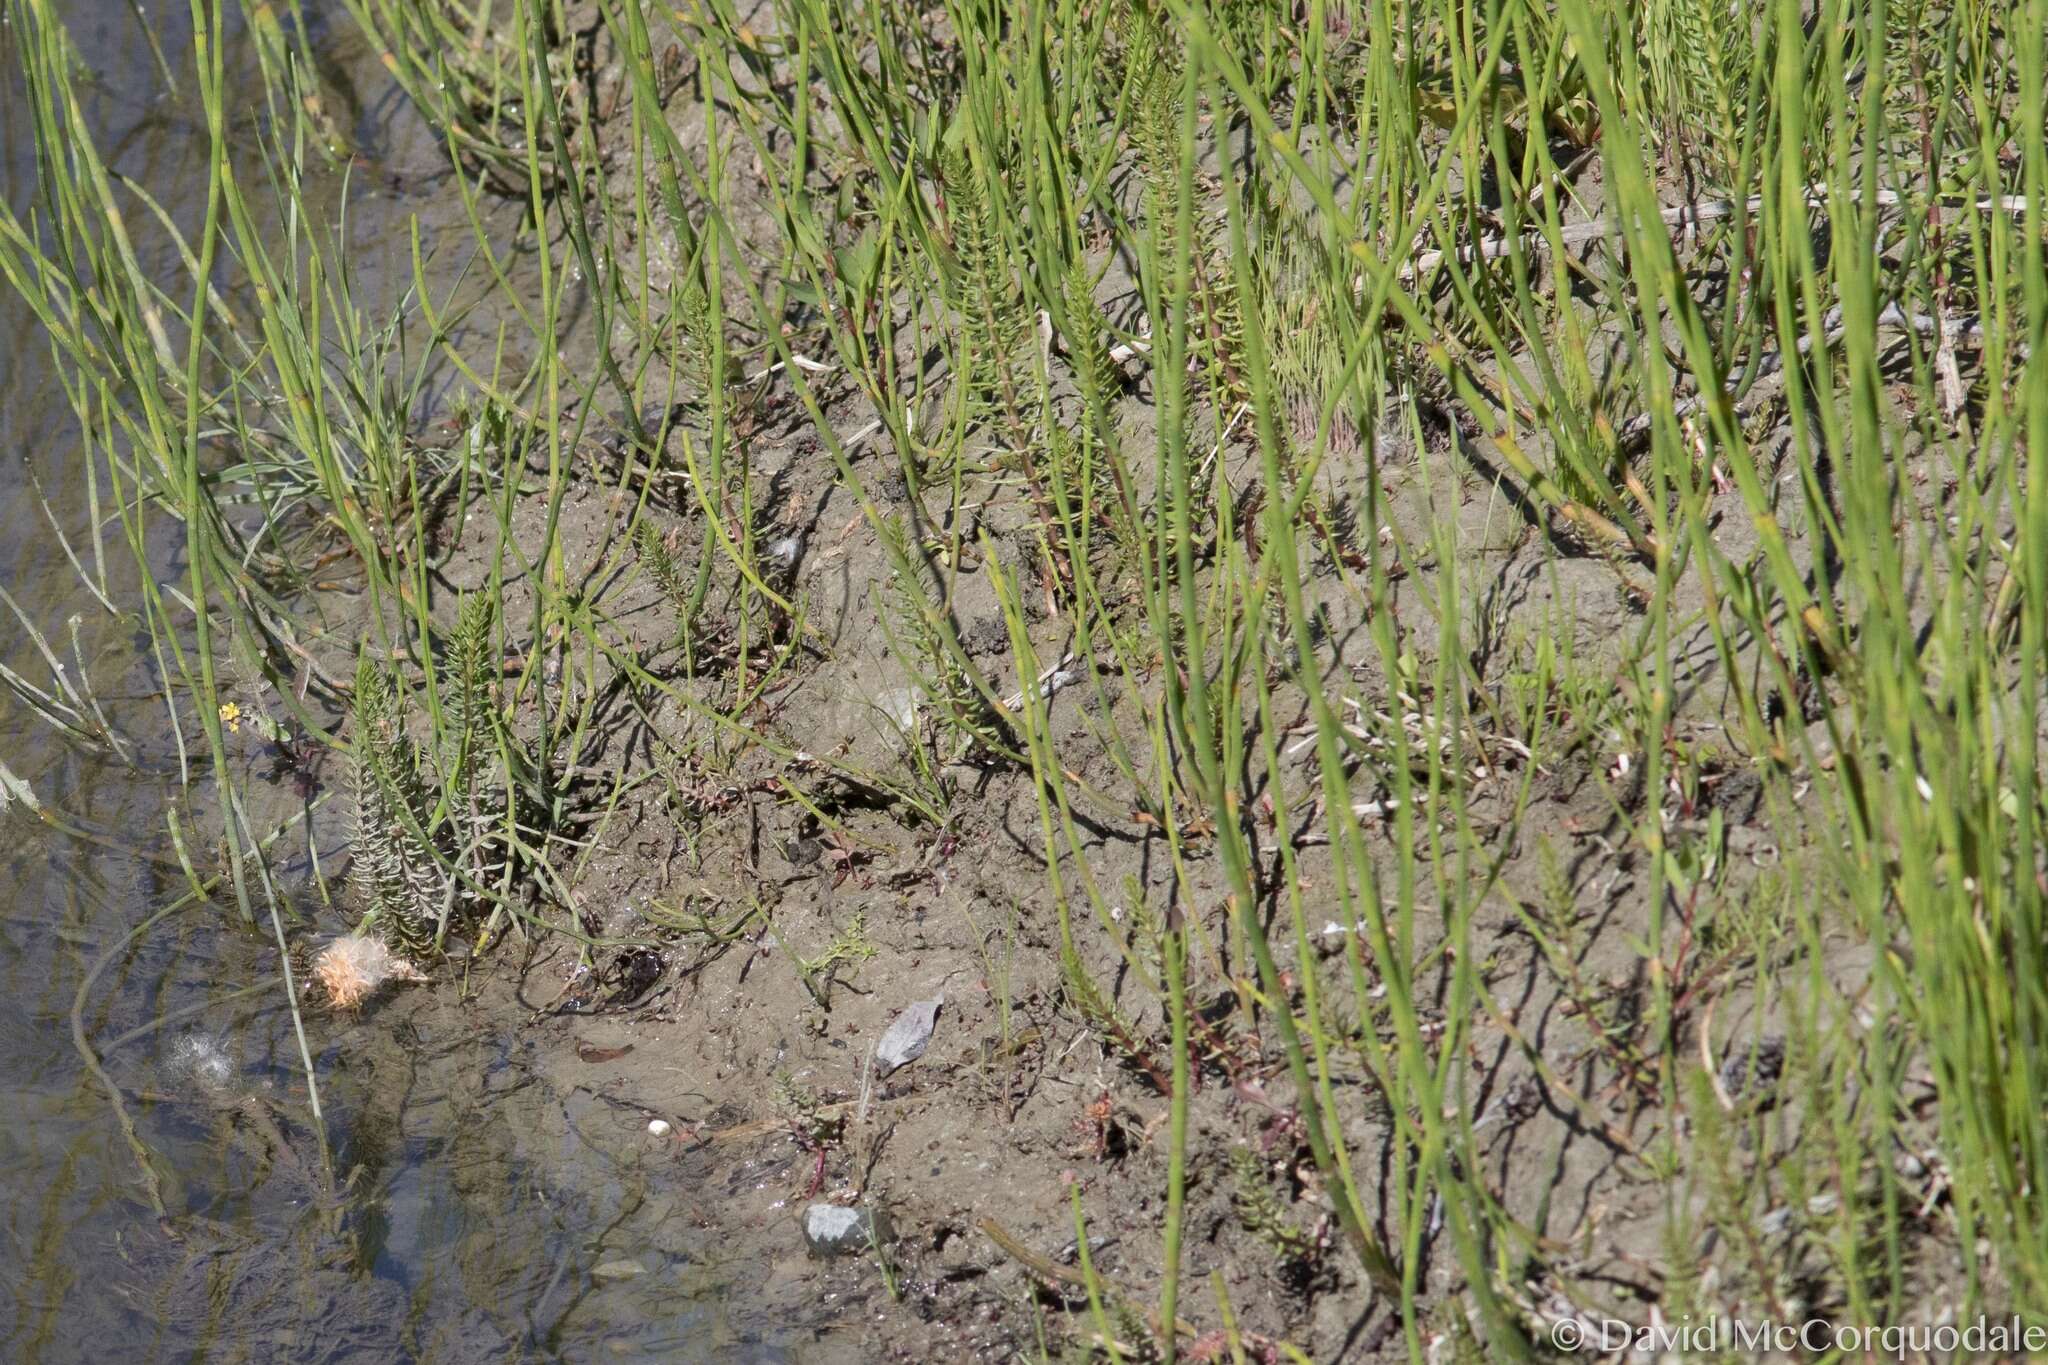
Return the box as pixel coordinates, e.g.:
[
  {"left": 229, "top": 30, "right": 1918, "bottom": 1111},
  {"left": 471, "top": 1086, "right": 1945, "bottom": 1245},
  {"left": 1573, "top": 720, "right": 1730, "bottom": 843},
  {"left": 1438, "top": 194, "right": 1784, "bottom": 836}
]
[{"left": 0, "top": 8, "right": 787, "bottom": 1360}]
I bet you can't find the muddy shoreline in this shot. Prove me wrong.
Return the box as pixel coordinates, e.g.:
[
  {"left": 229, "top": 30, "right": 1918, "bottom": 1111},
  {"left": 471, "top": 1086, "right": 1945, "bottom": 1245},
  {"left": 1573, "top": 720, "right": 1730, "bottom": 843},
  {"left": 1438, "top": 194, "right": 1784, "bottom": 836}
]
[{"left": 7, "top": 0, "right": 2033, "bottom": 1358}]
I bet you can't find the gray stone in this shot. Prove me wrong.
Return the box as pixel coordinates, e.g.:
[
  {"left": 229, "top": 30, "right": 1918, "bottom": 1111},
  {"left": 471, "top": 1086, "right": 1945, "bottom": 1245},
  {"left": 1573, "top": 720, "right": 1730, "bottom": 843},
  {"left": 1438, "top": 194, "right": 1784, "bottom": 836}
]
[
  {"left": 802, "top": 1203, "right": 888, "bottom": 1256},
  {"left": 876, "top": 996, "right": 943, "bottom": 1076}
]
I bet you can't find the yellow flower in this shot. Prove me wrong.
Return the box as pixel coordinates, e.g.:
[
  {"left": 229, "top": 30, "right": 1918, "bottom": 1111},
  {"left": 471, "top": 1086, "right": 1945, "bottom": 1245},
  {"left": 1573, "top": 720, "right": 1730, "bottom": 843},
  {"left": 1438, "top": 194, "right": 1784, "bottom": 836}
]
[{"left": 218, "top": 701, "right": 242, "bottom": 733}]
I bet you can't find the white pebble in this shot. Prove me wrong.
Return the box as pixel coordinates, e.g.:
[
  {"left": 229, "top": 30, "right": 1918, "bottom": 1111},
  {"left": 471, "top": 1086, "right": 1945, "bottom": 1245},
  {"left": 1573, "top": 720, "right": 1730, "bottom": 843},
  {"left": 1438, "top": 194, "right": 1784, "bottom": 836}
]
[{"left": 647, "top": 1119, "right": 671, "bottom": 1137}]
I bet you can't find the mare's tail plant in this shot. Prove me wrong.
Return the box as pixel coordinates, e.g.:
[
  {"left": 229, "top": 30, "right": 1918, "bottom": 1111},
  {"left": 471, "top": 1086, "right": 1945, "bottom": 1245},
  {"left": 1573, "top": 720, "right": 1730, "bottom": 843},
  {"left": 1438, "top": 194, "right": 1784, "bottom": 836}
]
[
  {"left": 350, "top": 592, "right": 527, "bottom": 959},
  {"left": 875, "top": 516, "right": 1013, "bottom": 761},
  {"left": 936, "top": 137, "right": 1023, "bottom": 430},
  {"left": 349, "top": 652, "right": 448, "bottom": 959}
]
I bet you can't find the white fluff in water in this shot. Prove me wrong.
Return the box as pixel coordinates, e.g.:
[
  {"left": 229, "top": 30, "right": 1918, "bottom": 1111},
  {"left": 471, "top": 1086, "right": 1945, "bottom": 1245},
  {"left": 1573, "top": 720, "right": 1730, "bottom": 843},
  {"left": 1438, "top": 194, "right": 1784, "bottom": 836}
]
[
  {"left": 166, "top": 1033, "right": 235, "bottom": 1093},
  {"left": 312, "top": 934, "right": 427, "bottom": 1010}
]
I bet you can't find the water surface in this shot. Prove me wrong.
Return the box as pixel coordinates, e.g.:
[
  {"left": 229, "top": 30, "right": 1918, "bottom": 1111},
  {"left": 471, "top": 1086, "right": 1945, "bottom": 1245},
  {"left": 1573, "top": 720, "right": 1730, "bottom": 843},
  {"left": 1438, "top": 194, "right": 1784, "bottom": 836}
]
[{"left": 0, "top": 8, "right": 767, "bottom": 1359}]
